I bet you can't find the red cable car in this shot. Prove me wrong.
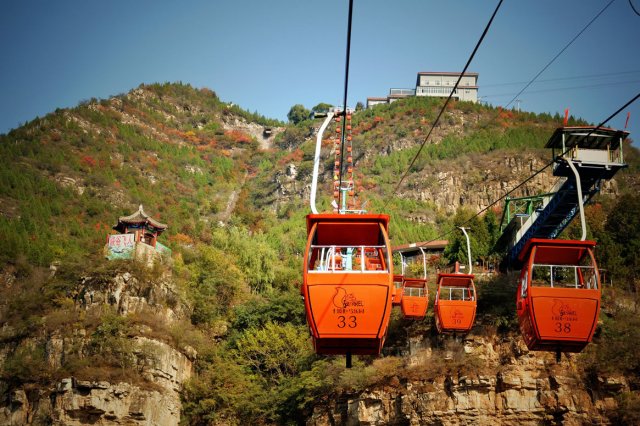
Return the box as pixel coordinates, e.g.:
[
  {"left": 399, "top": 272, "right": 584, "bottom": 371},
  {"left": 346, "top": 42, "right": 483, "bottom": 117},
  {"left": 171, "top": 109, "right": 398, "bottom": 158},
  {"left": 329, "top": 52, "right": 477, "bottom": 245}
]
[
  {"left": 434, "top": 273, "right": 477, "bottom": 333},
  {"left": 392, "top": 274, "right": 404, "bottom": 305},
  {"left": 301, "top": 213, "right": 394, "bottom": 356},
  {"left": 400, "top": 277, "right": 428, "bottom": 319},
  {"left": 516, "top": 238, "right": 601, "bottom": 353}
]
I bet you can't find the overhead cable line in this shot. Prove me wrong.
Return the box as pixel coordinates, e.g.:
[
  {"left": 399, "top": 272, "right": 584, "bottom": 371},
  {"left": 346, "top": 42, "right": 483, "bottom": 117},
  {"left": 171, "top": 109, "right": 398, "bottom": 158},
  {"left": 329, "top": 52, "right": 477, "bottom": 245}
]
[
  {"left": 337, "top": 0, "right": 354, "bottom": 210},
  {"left": 482, "top": 70, "right": 640, "bottom": 88},
  {"left": 504, "top": 0, "right": 616, "bottom": 109},
  {"left": 483, "top": 79, "right": 640, "bottom": 99},
  {"left": 415, "top": 91, "right": 640, "bottom": 249},
  {"left": 384, "top": 0, "right": 504, "bottom": 210},
  {"left": 630, "top": 0, "right": 640, "bottom": 16}
]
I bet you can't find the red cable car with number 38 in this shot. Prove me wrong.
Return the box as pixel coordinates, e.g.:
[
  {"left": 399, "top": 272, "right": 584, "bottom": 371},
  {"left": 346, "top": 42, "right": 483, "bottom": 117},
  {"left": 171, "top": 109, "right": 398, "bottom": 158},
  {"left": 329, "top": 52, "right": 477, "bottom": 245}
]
[{"left": 516, "top": 238, "right": 601, "bottom": 353}]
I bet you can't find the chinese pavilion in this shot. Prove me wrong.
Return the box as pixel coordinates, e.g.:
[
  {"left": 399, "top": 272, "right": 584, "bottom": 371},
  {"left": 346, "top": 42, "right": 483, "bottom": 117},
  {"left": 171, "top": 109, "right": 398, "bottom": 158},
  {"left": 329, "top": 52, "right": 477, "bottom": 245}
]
[
  {"left": 112, "top": 204, "right": 167, "bottom": 247},
  {"left": 105, "top": 205, "right": 171, "bottom": 263}
]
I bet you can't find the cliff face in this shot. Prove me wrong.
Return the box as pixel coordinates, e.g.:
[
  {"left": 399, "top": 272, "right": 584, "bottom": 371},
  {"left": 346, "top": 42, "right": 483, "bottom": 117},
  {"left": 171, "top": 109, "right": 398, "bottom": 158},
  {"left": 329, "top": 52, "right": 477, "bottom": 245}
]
[
  {"left": 0, "top": 270, "right": 194, "bottom": 425},
  {"left": 273, "top": 152, "right": 621, "bottom": 216},
  {"left": 307, "top": 333, "right": 625, "bottom": 425}
]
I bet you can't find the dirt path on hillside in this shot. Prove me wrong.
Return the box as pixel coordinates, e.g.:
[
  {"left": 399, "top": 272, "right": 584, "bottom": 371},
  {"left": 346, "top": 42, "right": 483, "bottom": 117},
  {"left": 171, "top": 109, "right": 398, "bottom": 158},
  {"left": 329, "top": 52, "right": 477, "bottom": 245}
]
[{"left": 218, "top": 172, "right": 247, "bottom": 224}]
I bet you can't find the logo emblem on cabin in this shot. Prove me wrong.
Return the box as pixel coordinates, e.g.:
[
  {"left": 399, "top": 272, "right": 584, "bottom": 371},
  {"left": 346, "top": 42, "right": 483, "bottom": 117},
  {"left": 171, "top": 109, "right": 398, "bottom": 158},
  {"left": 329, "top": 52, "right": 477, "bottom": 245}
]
[
  {"left": 332, "top": 287, "right": 365, "bottom": 313},
  {"left": 551, "top": 299, "right": 578, "bottom": 321},
  {"left": 450, "top": 309, "right": 464, "bottom": 320}
]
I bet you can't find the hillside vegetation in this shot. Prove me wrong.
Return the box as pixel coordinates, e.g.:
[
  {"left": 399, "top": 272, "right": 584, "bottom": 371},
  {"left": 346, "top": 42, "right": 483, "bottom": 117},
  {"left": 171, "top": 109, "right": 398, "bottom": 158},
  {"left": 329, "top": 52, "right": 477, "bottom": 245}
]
[{"left": 1, "top": 82, "right": 639, "bottom": 424}]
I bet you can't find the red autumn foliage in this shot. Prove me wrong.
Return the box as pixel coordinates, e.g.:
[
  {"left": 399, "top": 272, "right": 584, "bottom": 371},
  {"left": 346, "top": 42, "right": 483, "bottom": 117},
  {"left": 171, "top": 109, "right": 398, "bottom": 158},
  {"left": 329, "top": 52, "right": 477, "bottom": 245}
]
[
  {"left": 225, "top": 130, "right": 253, "bottom": 144},
  {"left": 81, "top": 155, "right": 97, "bottom": 167},
  {"left": 278, "top": 149, "right": 304, "bottom": 166}
]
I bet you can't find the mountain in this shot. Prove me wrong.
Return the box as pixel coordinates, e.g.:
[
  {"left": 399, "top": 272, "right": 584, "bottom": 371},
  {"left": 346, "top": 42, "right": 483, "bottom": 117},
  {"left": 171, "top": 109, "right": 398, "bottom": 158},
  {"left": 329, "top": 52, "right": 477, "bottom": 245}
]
[{"left": 1, "top": 82, "right": 639, "bottom": 425}]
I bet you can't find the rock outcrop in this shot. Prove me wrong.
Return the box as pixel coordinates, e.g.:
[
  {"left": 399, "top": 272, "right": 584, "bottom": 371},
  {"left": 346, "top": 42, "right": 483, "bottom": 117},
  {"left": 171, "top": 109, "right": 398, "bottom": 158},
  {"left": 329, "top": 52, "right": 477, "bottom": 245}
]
[
  {"left": 307, "top": 333, "right": 625, "bottom": 425},
  {"left": 0, "top": 272, "right": 194, "bottom": 425}
]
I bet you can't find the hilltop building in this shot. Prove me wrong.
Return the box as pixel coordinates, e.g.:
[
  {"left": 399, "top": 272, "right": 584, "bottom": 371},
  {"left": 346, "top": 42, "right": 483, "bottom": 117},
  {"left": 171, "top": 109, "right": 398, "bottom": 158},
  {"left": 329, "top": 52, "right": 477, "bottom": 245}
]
[
  {"left": 416, "top": 71, "right": 478, "bottom": 102},
  {"left": 105, "top": 205, "right": 172, "bottom": 265},
  {"left": 366, "top": 71, "right": 479, "bottom": 108}
]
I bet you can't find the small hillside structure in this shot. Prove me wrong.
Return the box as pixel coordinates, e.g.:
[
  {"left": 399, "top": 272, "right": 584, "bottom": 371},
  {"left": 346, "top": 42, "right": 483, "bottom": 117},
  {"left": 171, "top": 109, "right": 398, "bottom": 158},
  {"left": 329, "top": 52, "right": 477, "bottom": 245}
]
[
  {"left": 105, "top": 205, "right": 171, "bottom": 264},
  {"left": 392, "top": 240, "right": 448, "bottom": 275}
]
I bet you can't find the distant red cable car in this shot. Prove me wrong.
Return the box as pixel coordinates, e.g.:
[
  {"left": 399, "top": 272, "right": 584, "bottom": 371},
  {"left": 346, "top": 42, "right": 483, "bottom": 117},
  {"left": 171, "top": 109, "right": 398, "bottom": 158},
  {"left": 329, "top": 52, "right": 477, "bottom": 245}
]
[
  {"left": 516, "top": 238, "right": 601, "bottom": 353},
  {"left": 434, "top": 273, "right": 477, "bottom": 333},
  {"left": 301, "top": 213, "right": 394, "bottom": 356},
  {"left": 392, "top": 274, "right": 404, "bottom": 305},
  {"left": 400, "top": 278, "right": 428, "bottom": 319}
]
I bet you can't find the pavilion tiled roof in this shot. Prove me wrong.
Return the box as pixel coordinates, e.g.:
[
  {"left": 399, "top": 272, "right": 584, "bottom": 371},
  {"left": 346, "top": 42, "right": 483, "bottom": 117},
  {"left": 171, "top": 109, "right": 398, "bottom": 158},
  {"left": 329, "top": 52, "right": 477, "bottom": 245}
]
[{"left": 113, "top": 205, "right": 167, "bottom": 232}]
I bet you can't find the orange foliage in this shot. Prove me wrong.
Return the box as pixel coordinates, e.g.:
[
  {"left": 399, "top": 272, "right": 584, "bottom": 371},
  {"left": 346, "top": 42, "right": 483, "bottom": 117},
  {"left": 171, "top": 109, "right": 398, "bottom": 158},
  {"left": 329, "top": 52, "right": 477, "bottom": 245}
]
[
  {"left": 169, "top": 233, "right": 194, "bottom": 245},
  {"left": 180, "top": 130, "right": 201, "bottom": 144},
  {"left": 225, "top": 129, "right": 253, "bottom": 144},
  {"left": 278, "top": 149, "right": 304, "bottom": 166},
  {"left": 94, "top": 222, "right": 111, "bottom": 232}
]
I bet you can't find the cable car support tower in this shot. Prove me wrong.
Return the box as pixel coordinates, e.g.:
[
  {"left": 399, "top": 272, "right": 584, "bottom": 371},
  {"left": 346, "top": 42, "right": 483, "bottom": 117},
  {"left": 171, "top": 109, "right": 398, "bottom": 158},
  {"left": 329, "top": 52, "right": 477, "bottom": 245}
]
[{"left": 496, "top": 126, "right": 629, "bottom": 268}]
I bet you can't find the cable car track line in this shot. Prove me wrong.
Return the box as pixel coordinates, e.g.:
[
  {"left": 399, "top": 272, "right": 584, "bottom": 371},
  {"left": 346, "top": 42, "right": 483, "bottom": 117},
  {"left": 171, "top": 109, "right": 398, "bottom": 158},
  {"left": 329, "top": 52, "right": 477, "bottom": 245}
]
[
  {"left": 384, "top": 0, "right": 504, "bottom": 210},
  {"left": 337, "top": 0, "right": 355, "bottom": 211},
  {"left": 504, "top": 0, "right": 616, "bottom": 109}
]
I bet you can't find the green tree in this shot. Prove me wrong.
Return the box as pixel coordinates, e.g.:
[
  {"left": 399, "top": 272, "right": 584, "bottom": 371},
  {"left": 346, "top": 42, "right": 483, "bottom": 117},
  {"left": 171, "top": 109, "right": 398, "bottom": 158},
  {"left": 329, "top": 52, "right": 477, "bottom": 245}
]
[
  {"left": 211, "top": 226, "right": 277, "bottom": 293},
  {"left": 287, "top": 104, "right": 310, "bottom": 124},
  {"left": 188, "top": 245, "right": 249, "bottom": 325},
  {"left": 444, "top": 209, "right": 493, "bottom": 270},
  {"left": 602, "top": 194, "right": 640, "bottom": 289},
  {"left": 275, "top": 125, "right": 307, "bottom": 150},
  {"left": 355, "top": 101, "right": 364, "bottom": 111},
  {"left": 311, "top": 102, "right": 333, "bottom": 115},
  {"left": 234, "top": 322, "right": 313, "bottom": 386}
]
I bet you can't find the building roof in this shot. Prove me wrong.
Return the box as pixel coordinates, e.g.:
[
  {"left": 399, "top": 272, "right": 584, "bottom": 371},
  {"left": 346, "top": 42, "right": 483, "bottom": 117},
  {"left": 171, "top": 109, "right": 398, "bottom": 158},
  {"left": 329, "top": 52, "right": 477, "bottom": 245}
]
[
  {"left": 417, "top": 71, "right": 479, "bottom": 76},
  {"left": 544, "top": 126, "right": 629, "bottom": 150},
  {"left": 367, "top": 97, "right": 388, "bottom": 101},
  {"left": 392, "top": 240, "right": 448, "bottom": 256},
  {"left": 113, "top": 205, "right": 167, "bottom": 232}
]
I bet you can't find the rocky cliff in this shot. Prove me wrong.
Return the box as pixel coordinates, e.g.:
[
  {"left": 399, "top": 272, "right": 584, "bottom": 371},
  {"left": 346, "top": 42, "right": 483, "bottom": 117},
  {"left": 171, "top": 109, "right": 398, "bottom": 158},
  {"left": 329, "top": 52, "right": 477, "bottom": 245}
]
[
  {"left": 308, "top": 331, "right": 625, "bottom": 425},
  {"left": 273, "top": 151, "right": 621, "bottom": 216},
  {"left": 0, "top": 269, "right": 194, "bottom": 425}
]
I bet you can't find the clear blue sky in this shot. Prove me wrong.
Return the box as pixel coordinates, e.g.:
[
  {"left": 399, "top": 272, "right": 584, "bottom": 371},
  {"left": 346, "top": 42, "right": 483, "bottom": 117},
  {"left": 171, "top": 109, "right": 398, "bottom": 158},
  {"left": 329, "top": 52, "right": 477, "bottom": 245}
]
[{"left": 1, "top": 0, "right": 639, "bottom": 142}]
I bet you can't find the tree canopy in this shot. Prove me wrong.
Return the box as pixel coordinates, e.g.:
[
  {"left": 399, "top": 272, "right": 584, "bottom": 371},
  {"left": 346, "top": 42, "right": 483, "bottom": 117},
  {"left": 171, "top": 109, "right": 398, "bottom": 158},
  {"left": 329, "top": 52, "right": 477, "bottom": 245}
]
[{"left": 287, "top": 104, "right": 310, "bottom": 124}]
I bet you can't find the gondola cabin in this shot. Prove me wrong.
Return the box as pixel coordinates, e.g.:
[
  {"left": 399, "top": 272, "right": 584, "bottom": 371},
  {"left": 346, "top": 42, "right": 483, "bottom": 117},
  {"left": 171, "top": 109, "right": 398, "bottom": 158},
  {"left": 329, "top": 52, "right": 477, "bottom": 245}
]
[
  {"left": 434, "top": 273, "right": 477, "bottom": 333},
  {"left": 401, "top": 278, "right": 428, "bottom": 319},
  {"left": 516, "top": 238, "right": 601, "bottom": 352},
  {"left": 392, "top": 274, "right": 404, "bottom": 305},
  {"left": 302, "top": 213, "right": 394, "bottom": 356}
]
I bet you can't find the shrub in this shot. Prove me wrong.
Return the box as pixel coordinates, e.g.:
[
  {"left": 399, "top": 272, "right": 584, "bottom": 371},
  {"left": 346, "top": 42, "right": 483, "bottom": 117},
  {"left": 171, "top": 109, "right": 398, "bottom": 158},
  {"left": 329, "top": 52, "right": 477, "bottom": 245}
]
[{"left": 234, "top": 322, "right": 314, "bottom": 385}]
